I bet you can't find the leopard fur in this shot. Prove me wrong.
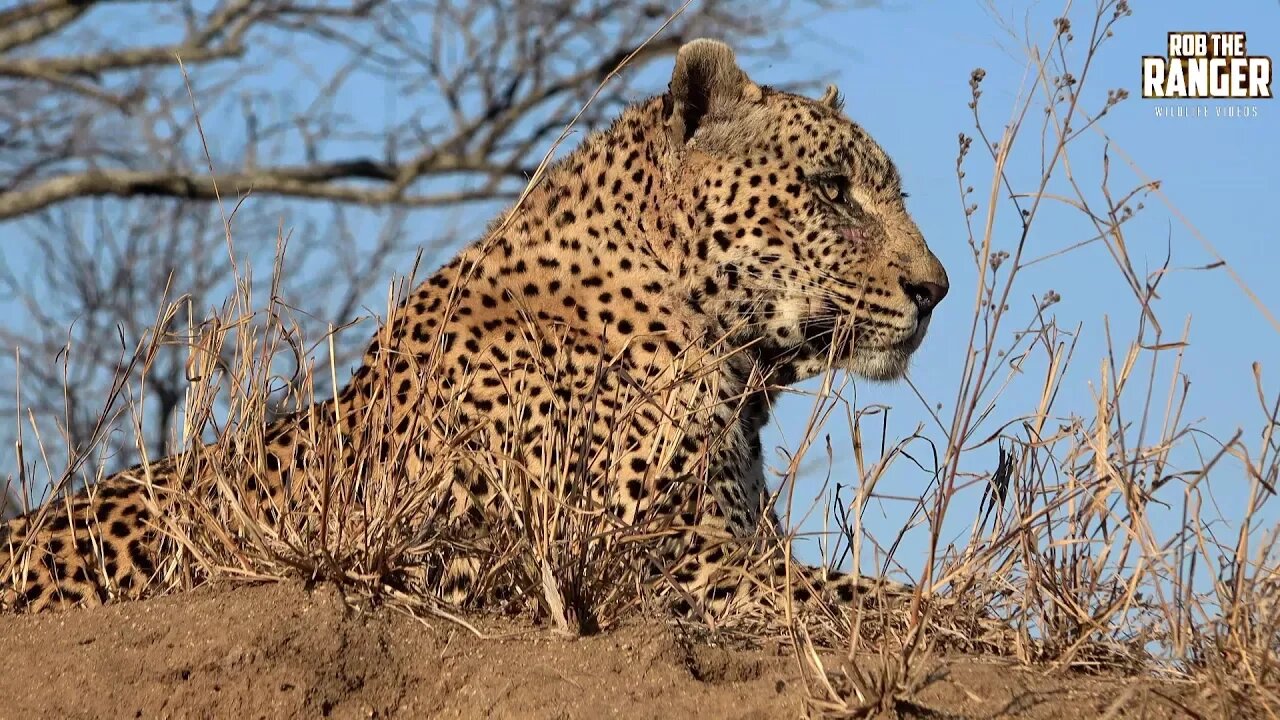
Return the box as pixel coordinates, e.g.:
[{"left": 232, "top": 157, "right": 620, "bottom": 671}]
[{"left": 2, "top": 39, "right": 949, "bottom": 618}]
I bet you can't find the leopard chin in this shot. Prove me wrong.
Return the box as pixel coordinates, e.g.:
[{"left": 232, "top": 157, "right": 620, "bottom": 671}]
[
  {"left": 784, "top": 310, "right": 929, "bottom": 384},
  {"left": 849, "top": 315, "right": 931, "bottom": 382},
  {"left": 846, "top": 345, "right": 915, "bottom": 382}
]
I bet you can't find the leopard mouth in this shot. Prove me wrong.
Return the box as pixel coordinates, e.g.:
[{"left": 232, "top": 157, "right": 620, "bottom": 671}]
[
  {"left": 798, "top": 302, "right": 922, "bottom": 356},
  {"left": 795, "top": 304, "right": 927, "bottom": 381}
]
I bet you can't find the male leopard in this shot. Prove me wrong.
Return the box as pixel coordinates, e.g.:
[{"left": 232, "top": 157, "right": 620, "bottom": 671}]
[{"left": 1, "top": 39, "right": 948, "bottom": 618}]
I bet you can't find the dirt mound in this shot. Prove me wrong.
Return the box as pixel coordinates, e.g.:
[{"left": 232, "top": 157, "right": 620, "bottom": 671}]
[{"left": 0, "top": 581, "right": 1217, "bottom": 719}]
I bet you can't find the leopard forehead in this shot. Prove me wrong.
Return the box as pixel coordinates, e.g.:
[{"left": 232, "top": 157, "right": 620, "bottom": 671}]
[{"left": 690, "top": 86, "right": 906, "bottom": 207}]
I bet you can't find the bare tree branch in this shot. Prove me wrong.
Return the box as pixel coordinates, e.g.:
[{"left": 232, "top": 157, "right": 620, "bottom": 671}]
[{"left": 0, "top": 159, "right": 530, "bottom": 220}]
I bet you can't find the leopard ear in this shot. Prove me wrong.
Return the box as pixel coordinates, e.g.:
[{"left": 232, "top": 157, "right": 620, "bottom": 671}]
[
  {"left": 820, "top": 84, "right": 844, "bottom": 111},
  {"left": 666, "top": 39, "right": 761, "bottom": 145}
]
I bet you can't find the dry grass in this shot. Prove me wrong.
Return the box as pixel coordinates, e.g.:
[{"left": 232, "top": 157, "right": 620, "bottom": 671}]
[{"left": 3, "top": 0, "right": 1277, "bottom": 717}]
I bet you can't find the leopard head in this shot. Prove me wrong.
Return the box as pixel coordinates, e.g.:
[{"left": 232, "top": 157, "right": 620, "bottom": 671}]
[{"left": 662, "top": 39, "right": 949, "bottom": 384}]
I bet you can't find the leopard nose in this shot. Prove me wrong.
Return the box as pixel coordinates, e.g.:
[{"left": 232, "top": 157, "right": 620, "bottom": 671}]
[{"left": 902, "top": 279, "right": 948, "bottom": 314}]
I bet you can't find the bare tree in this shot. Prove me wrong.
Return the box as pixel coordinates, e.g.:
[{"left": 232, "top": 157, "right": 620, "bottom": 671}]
[
  {"left": 0, "top": 0, "right": 797, "bottom": 217},
  {"left": 0, "top": 0, "right": 821, "bottom": 513}
]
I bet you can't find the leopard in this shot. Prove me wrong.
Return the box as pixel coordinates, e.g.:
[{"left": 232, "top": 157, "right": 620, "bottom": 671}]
[{"left": 1, "top": 39, "right": 950, "bottom": 623}]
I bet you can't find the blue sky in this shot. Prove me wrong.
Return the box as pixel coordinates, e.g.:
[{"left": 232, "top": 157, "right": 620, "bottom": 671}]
[{"left": 2, "top": 1, "right": 1276, "bottom": 587}]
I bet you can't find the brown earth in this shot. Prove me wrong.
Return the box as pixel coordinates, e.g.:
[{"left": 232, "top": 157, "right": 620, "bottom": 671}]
[{"left": 0, "top": 580, "right": 1230, "bottom": 719}]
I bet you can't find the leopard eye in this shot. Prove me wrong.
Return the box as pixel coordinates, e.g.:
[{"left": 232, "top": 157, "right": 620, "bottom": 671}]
[{"left": 817, "top": 177, "right": 848, "bottom": 204}]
